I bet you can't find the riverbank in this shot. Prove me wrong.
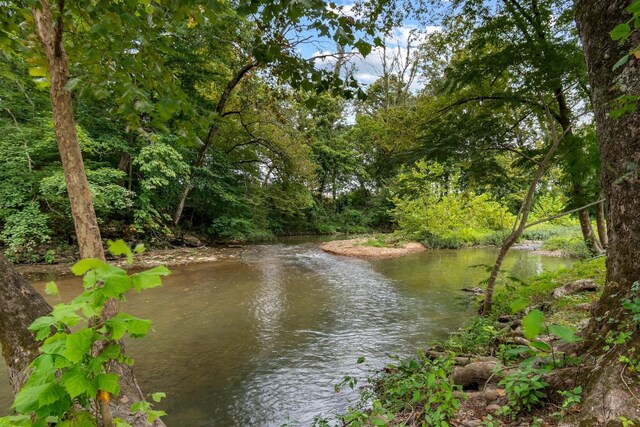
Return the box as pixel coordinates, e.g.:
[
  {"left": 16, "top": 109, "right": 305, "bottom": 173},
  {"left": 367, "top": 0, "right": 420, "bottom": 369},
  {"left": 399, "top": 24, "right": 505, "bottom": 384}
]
[
  {"left": 319, "top": 237, "right": 426, "bottom": 258},
  {"left": 322, "top": 257, "right": 614, "bottom": 426},
  {"left": 14, "top": 245, "right": 243, "bottom": 278}
]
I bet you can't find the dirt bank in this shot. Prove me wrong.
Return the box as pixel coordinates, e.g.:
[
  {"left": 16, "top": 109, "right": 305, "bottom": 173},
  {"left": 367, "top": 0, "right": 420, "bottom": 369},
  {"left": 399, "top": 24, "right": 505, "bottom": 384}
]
[
  {"left": 14, "top": 245, "right": 243, "bottom": 279},
  {"left": 319, "top": 238, "right": 426, "bottom": 258}
]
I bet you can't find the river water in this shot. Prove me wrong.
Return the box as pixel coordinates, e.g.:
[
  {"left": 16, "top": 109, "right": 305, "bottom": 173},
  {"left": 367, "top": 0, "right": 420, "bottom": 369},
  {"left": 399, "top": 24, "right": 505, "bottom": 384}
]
[{"left": 0, "top": 241, "right": 571, "bottom": 426}]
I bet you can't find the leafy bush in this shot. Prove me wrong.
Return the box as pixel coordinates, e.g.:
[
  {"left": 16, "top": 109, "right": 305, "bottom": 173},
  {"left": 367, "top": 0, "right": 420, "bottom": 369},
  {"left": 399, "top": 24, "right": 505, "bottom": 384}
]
[
  {"left": 498, "top": 365, "right": 549, "bottom": 417},
  {"left": 208, "top": 216, "right": 274, "bottom": 242},
  {"left": 391, "top": 161, "right": 514, "bottom": 246},
  {"left": 0, "top": 202, "right": 51, "bottom": 260}
]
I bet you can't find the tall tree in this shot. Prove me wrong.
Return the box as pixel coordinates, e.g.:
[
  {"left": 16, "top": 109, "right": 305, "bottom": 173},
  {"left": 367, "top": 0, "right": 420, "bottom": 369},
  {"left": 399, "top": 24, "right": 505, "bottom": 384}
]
[
  {"left": 573, "top": 0, "right": 640, "bottom": 423},
  {"left": 31, "top": 0, "right": 104, "bottom": 260}
]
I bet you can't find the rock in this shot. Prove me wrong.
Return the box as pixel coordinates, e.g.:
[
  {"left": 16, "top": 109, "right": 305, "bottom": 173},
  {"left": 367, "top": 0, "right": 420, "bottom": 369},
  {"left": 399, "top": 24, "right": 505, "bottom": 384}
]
[
  {"left": 577, "top": 318, "right": 591, "bottom": 332},
  {"left": 461, "top": 420, "right": 484, "bottom": 427},
  {"left": 181, "top": 234, "right": 203, "bottom": 247},
  {"left": 450, "top": 361, "right": 500, "bottom": 389},
  {"left": 552, "top": 279, "right": 597, "bottom": 299},
  {"left": 483, "top": 388, "right": 501, "bottom": 402},
  {"left": 497, "top": 314, "right": 515, "bottom": 323},
  {"left": 575, "top": 302, "right": 593, "bottom": 311},
  {"left": 486, "top": 403, "right": 502, "bottom": 413}
]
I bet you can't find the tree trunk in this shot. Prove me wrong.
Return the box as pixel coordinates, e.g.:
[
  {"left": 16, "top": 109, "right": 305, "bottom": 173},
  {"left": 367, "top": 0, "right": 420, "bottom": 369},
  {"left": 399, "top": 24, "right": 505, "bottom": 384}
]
[
  {"left": 577, "top": 208, "right": 604, "bottom": 255},
  {"left": 482, "top": 106, "right": 561, "bottom": 315},
  {"left": 0, "top": 254, "right": 52, "bottom": 394},
  {"left": 595, "top": 198, "right": 608, "bottom": 249},
  {"left": 574, "top": 0, "right": 640, "bottom": 423},
  {"left": 172, "top": 62, "right": 257, "bottom": 226},
  {"left": 556, "top": 88, "right": 603, "bottom": 255},
  {"left": 33, "top": 0, "right": 104, "bottom": 260}
]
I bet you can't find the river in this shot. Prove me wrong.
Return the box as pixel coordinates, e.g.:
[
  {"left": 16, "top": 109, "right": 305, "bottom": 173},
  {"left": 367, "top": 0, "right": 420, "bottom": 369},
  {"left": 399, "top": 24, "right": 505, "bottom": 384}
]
[{"left": 0, "top": 241, "right": 571, "bottom": 426}]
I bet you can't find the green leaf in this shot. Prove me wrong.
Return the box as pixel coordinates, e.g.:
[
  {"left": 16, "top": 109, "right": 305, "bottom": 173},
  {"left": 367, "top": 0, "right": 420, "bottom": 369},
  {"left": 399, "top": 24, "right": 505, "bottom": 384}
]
[
  {"left": 106, "top": 317, "right": 127, "bottom": 340},
  {"left": 14, "top": 384, "right": 50, "bottom": 413},
  {"left": 102, "top": 275, "right": 133, "bottom": 298},
  {"left": 354, "top": 40, "right": 372, "bottom": 57},
  {"left": 529, "top": 340, "right": 552, "bottom": 352},
  {"left": 59, "top": 411, "right": 97, "bottom": 426},
  {"left": 628, "top": 1, "right": 640, "bottom": 14},
  {"left": 62, "top": 328, "right": 95, "bottom": 363},
  {"left": 549, "top": 325, "right": 581, "bottom": 343},
  {"left": 133, "top": 243, "right": 146, "bottom": 254},
  {"left": 99, "top": 344, "right": 122, "bottom": 360},
  {"left": 108, "top": 240, "right": 133, "bottom": 264},
  {"left": 41, "top": 333, "right": 68, "bottom": 356},
  {"left": 131, "top": 266, "right": 170, "bottom": 292},
  {"left": 613, "top": 54, "right": 630, "bottom": 71},
  {"left": 151, "top": 392, "right": 166, "bottom": 403},
  {"left": 126, "top": 317, "right": 151, "bottom": 338},
  {"left": 64, "top": 78, "right": 81, "bottom": 91},
  {"left": 97, "top": 373, "right": 120, "bottom": 395},
  {"left": 45, "top": 281, "right": 59, "bottom": 296},
  {"left": 510, "top": 298, "right": 529, "bottom": 314},
  {"left": 522, "top": 309, "right": 545, "bottom": 340},
  {"left": 71, "top": 258, "right": 109, "bottom": 276},
  {"left": 29, "top": 316, "right": 56, "bottom": 341},
  {"left": 611, "top": 23, "right": 631, "bottom": 41},
  {"left": 62, "top": 367, "right": 96, "bottom": 399}
]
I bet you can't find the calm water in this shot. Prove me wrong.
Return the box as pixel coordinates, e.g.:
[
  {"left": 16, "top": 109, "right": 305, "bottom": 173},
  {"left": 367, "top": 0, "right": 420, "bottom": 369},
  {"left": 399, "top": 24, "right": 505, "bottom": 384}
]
[{"left": 0, "top": 242, "right": 571, "bottom": 426}]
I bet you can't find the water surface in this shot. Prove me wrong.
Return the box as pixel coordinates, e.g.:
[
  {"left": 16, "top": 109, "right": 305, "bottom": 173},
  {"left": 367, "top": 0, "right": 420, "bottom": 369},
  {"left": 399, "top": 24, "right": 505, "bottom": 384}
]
[{"left": 0, "top": 242, "right": 571, "bottom": 426}]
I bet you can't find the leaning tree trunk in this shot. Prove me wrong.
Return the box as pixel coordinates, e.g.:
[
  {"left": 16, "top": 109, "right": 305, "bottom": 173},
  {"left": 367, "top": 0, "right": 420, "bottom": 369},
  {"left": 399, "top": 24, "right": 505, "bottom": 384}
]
[
  {"left": 172, "top": 62, "right": 256, "bottom": 226},
  {"left": 0, "top": 254, "right": 52, "bottom": 394},
  {"left": 577, "top": 206, "right": 604, "bottom": 255},
  {"left": 482, "top": 106, "right": 561, "bottom": 315},
  {"left": 573, "top": 0, "right": 640, "bottom": 424}
]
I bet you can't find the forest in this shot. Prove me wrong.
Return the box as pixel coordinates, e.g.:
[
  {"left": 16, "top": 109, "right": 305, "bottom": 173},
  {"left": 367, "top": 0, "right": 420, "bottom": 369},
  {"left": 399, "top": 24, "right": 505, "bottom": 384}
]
[{"left": 0, "top": 0, "right": 639, "bottom": 426}]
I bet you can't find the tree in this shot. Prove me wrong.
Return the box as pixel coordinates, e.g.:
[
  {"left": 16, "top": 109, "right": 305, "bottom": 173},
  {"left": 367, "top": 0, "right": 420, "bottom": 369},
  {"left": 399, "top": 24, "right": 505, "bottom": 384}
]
[
  {"left": 434, "top": 0, "right": 604, "bottom": 254},
  {"left": 572, "top": 0, "right": 640, "bottom": 423},
  {"left": 170, "top": 1, "right": 385, "bottom": 225}
]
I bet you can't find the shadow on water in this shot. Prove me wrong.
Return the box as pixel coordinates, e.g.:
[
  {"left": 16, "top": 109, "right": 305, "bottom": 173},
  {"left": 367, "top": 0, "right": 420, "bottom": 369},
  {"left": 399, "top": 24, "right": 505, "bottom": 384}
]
[{"left": 0, "top": 243, "right": 571, "bottom": 426}]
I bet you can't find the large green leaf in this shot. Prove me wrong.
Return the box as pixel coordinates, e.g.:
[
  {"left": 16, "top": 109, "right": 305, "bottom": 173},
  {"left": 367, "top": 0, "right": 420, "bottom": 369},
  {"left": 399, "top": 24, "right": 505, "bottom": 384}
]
[
  {"left": 96, "top": 373, "right": 120, "bottom": 395},
  {"left": 62, "top": 367, "right": 96, "bottom": 399},
  {"left": 62, "top": 328, "right": 95, "bottom": 363},
  {"left": 549, "top": 325, "right": 581, "bottom": 343},
  {"left": 132, "top": 266, "right": 170, "bottom": 292},
  {"left": 522, "top": 309, "right": 544, "bottom": 340}
]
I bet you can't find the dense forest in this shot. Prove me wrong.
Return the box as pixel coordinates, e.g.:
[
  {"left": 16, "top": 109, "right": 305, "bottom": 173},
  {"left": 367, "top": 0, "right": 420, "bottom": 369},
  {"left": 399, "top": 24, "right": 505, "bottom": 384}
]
[
  {"left": 1, "top": 0, "right": 640, "bottom": 426},
  {"left": 0, "top": 0, "right": 606, "bottom": 263}
]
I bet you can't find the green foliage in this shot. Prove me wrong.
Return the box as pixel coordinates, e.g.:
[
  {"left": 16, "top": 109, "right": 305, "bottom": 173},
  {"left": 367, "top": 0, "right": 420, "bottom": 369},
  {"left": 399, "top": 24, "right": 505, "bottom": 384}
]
[
  {"left": 497, "top": 365, "right": 549, "bottom": 416},
  {"left": 0, "top": 202, "right": 51, "bottom": 259},
  {"left": 333, "top": 357, "right": 461, "bottom": 427},
  {"left": 0, "top": 241, "right": 168, "bottom": 426},
  {"left": 541, "top": 234, "right": 591, "bottom": 259},
  {"left": 391, "top": 161, "right": 514, "bottom": 247},
  {"left": 445, "top": 317, "right": 497, "bottom": 354}
]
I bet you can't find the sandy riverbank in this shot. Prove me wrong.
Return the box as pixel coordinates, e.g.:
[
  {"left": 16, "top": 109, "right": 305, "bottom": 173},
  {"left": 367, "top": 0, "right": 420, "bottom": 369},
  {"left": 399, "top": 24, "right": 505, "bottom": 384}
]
[{"left": 319, "top": 238, "right": 426, "bottom": 258}]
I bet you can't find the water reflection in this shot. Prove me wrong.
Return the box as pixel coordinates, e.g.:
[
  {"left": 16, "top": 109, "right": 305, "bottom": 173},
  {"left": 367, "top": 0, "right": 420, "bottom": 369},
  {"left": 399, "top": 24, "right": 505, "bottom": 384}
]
[{"left": 0, "top": 244, "right": 571, "bottom": 426}]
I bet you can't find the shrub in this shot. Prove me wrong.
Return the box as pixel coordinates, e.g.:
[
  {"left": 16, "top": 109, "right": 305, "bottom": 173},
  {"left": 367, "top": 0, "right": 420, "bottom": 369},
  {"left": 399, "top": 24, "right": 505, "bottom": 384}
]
[{"left": 0, "top": 202, "right": 51, "bottom": 260}]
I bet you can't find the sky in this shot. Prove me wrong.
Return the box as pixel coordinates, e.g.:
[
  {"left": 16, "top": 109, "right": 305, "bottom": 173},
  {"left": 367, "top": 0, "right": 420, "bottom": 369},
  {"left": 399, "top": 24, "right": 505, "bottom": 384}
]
[{"left": 294, "top": 0, "right": 447, "bottom": 92}]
